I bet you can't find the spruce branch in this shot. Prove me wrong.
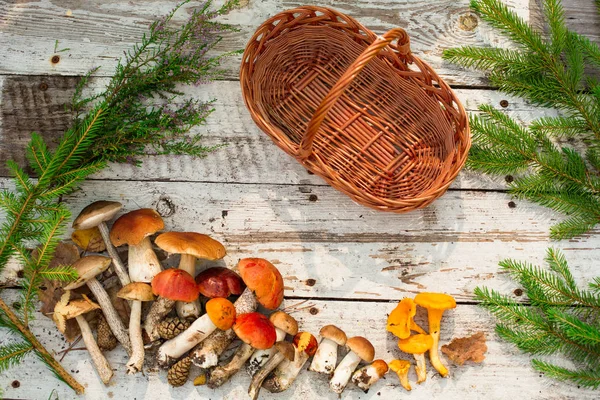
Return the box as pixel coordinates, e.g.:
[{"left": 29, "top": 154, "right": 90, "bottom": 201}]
[
  {"left": 475, "top": 249, "right": 600, "bottom": 388},
  {"left": 0, "top": 0, "right": 239, "bottom": 393},
  {"left": 444, "top": 0, "right": 600, "bottom": 239}
]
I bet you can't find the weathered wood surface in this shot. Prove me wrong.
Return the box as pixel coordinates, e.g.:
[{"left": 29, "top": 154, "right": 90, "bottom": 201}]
[
  {"left": 0, "top": 290, "right": 596, "bottom": 400},
  {"left": 0, "top": 178, "right": 598, "bottom": 301},
  {"left": 0, "top": 76, "right": 555, "bottom": 189}
]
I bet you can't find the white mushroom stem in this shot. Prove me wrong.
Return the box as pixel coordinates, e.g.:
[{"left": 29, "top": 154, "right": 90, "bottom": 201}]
[
  {"left": 143, "top": 297, "right": 176, "bottom": 343},
  {"left": 86, "top": 278, "right": 131, "bottom": 355},
  {"left": 157, "top": 313, "right": 217, "bottom": 368},
  {"left": 175, "top": 254, "right": 202, "bottom": 319},
  {"left": 97, "top": 222, "right": 130, "bottom": 287},
  {"left": 351, "top": 363, "right": 387, "bottom": 393},
  {"left": 247, "top": 327, "right": 286, "bottom": 376},
  {"left": 126, "top": 300, "right": 145, "bottom": 374},
  {"left": 262, "top": 348, "right": 311, "bottom": 393},
  {"left": 414, "top": 353, "right": 427, "bottom": 383},
  {"left": 208, "top": 342, "right": 255, "bottom": 388},
  {"left": 329, "top": 351, "right": 362, "bottom": 394},
  {"left": 75, "top": 314, "right": 113, "bottom": 385},
  {"left": 191, "top": 288, "right": 257, "bottom": 368},
  {"left": 248, "top": 350, "right": 287, "bottom": 400},
  {"left": 128, "top": 237, "right": 162, "bottom": 283},
  {"left": 308, "top": 337, "right": 338, "bottom": 374}
]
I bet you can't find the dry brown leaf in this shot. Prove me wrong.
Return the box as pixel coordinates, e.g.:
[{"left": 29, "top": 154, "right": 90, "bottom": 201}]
[
  {"left": 441, "top": 331, "right": 487, "bottom": 365},
  {"left": 71, "top": 227, "right": 106, "bottom": 252}
]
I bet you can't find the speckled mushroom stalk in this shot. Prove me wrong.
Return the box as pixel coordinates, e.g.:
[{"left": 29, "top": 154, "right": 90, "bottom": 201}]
[
  {"left": 329, "top": 336, "right": 375, "bottom": 394},
  {"left": 247, "top": 342, "right": 295, "bottom": 400},
  {"left": 308, "top": 324, "right": 347, "bottom": 376},
  {"left": 144, "top": 268, "right": 199, "bottom": 343},
  {"left": 64, "top": 255, "right": 132, "bottom": 355},
  {"left": 247, "top": 311, "right": 298, "bottom": 376},
  {"left": 155, "top": 232, "right": 227, "bottom": 319},
  {"left": 118, "top": 283, "right": 155, "bottom": 374},
  {"left": 157, "top": 298, "right": 236, "bottom": 368},
  {"left": 262, "top": 332, "right": 319, "bottom": 394},
  {"left": 191, "top": 258, "right": 283, "bottom": 369},
  {"left": 53, "top": 292, "right": 113, "bottom": 385},
  {"left": 72, "top": 200, "right": 130, "bottom": 287},
  {"left": 208, "top": 312, "right": 277, "bottom": 388},
  {"left": 351, "top": 360, "right": 389, "bottom": 393}
]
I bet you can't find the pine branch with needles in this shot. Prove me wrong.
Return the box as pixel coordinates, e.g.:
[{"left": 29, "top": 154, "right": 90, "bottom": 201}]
[{"left": 0, "top": 0, "right": 239, "bottom": 393}]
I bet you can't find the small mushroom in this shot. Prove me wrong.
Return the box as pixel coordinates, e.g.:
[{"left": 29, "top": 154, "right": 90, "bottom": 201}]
[
  {"left": 389, "top": 359, "right": 412, "bottom": 391},
  {"left": 109, "top": 208, "right": 164, "bottom": 283},
  {"left": 247, "top": 341, "right": 295, "bottom": 400},
  {"left": 53, "top": 291, "right": 112, "bottom": 384},
  {"left": 144, "top": 268, "right": 199, "bottom": 343},
  {"left": 157, "top": 297, "right": 236, "bottom": 368},
  {"left": 309, "top": 324, "right": 347, "bottom": 375},
  {"left": 351, "top": 359, "right": 388, "bottom": 393},
  {"left": 398, "top": 334, "right": 433, "bottom": 384},
  {"left": 387, "top": 298, "right": 426, "bottom": 339},
  {"left": 195, "top": 267, "right": 245, "bottom": 298},
  {"left": 155, "top": 232, "right": 226, "bottom": 319},
  {"left": 72, "top": 201, "right": 129, "bottom": 287},
  {"left": 414, "top": 292, "right": 456, "bottom": 377},
  {"left": 262, "top": 331, "right": 319, "bottom": 393},
  {"left": 208, "top": 312, "right": 277, "bottom": 388},
  {"left": 118, "top": 282, "right": 155, "bottom": 374},
  {"left": 247, "top": 311, "right": 298, "bottom": 376},
  {"left": 191, "top": 258, "right": 283, "bottom": 368},
  {"left": 329, "top": 336, "right": 375, "bottom": 394},
  {"left": 64, "top": 255, "right": 131, "bottom": 355}
]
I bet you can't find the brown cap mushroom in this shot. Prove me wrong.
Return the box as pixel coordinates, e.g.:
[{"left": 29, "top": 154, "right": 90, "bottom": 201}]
[
  {"left": 117, "top": 282, "right": 155, "bottom": 302},
  {"left": 329, "top": 336, "right": 375, "bottom": 394},
  {"left": 398, "top": 334, "right": 434, "bottom": 383},
  {"left": 270, "top": 311, "right": 299, "bottom": 337},
  {"left": 309, "top": 324, "right": 347, "bottom": 374},
  {"left": 196, "top": 267, "right": 245, "bottom": 298}
]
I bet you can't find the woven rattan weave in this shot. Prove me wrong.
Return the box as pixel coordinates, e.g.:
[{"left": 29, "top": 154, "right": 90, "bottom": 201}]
[{"left": 240, "top": 6, "right": 470, "bottom": 212}]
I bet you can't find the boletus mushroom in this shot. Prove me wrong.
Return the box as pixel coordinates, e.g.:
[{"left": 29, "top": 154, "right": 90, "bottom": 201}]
[
  {"left": 155, "top": 232, "right": 226, "bottom": 319},
  {"left": 195, "top": 267, "right": 245, "bottom": 299},
  {"left": 191, "top": 258, "right": 283, "bottom": 368},
  {"left": 157, "top": 297, "right": 236, "bottom": 367},
  {"left": 351, "top": 359, "right": 389, "bottom": 393},
  {"left": 144, "top": 268, "right": 199, "bottom": 343},
  {"left": 72, "top": 200, "right": 129, "bottom": 286},
  {"left": 398, "top": 333, "right": 433, "bottom": 383},
  {"left": 64, "top": 255, "right": 131, "bottom": 355},
  {"left": 262, "top": 331, "right": 319, "bottom": 394},
  {"left": 308, "top": 324, "right": 347, "bottom": 375},
  {"left": 247, "top": 311, "right": 298, "bottom": 376},
  {"left": 329, "top": 336, "right": 375, "bottom": 394},
  {"left": 247, "top": 341, "right": 295, "bottom": 400},
  {"left": 208, "top": 312, "right": 277, "bottom": 388},
  {"left": 53, "top": 291, "right": 113, "bottom": 384},
  {"left": 109, "top": 208, "right": 164, "bottom": 283},
  {"left": 414, "top": 292, "right": 456, "bottom": 377},
  {"left": 118, "top": 282, "right": 155, "bottom": 374}
]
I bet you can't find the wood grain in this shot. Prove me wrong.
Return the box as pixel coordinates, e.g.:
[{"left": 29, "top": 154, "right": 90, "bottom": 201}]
[
  {"left": 0, "top": 289, "right": 595, "bottom": 400},
  {"left": 1, "top": 178, "right": 598, "bottom": 301},
  {"left": 0, "top": 77, "right": 555, "bottom": 190}
]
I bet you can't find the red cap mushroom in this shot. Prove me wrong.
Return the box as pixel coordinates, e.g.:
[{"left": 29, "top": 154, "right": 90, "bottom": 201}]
[
  {"left": 233, "top": 312, "right": 277, "bottom": 350},
  {"left": 196, "top": 267, "right": 245, "bottom": 298},
  {"left": 237, "top": 258, "right": 283, "bottom": 309}
]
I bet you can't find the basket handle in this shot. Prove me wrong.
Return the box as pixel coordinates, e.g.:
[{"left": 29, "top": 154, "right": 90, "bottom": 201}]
[{"left": 299, "top": 28, "right": 411, "bottom": 160}]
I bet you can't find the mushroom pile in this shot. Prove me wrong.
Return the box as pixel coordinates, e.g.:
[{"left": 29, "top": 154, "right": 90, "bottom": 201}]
[{"left": 386, "top": 293, "right": 457, "bottom": 389}]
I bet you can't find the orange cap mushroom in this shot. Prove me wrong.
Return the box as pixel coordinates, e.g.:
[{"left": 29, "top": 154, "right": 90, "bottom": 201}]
[
  {"left": 206, "top": 298, "right": 236, "bottom": 331},
  {"left": 233, "top": 312, "right": 277, "bottom": 350},
  {"left": 152, "top": 269, "right": 199, "bottom": 302},
  {"left": 237, "top": 258, "right": 284, "bottom": 310}
]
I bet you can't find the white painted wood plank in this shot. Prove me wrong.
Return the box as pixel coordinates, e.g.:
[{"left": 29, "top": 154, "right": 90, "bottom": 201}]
[
  {"left": 0, "top": 0, "right": 533, "bottom": 86},
  {"left": 0, "top": 290, "right": 595, "bottom": 400},
  {"left": 1, "top": 178, "right": 598, "bottom": 301},
  {"left": 0, "top": 76, "right": 557, "bottom": 189}
]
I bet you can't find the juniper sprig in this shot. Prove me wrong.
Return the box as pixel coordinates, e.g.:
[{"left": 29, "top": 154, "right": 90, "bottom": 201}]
[
  {"left": 0, "top": 0, "right": 239, "bottom": 393},
  {"left": 443, "top": 0, "right": 600, "bottom": 239}
]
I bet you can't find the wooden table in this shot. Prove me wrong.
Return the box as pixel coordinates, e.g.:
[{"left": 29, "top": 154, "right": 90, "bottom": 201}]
[{"left": 0, "top": 0, "right": 598, "bottom": 399}]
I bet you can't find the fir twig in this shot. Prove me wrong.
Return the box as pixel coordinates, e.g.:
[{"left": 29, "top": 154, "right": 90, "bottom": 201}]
[
  {"left": 0, "top": 0, "right": 239, "bottom": 393},
  {"left": 475, "top": 249, "right": 600, "bottom": 388},
  {"left": 444, "top": 0, "right": 600, "bottom": 239}
]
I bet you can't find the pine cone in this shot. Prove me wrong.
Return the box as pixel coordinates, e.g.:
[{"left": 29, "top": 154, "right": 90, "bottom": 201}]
[
  {"left": 158, "top": 317, "right": 191, "bottom": 340},
  {"left": 97, "top": 314, "right": 117, "bottom": 351},
  {"left": 168, "top": 357, "right": 192, "bottom": 387}
]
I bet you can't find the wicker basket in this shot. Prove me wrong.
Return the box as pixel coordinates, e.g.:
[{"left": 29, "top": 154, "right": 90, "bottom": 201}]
[{"left": 240, "top": 6, "right": 470, "bottom": 212}]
